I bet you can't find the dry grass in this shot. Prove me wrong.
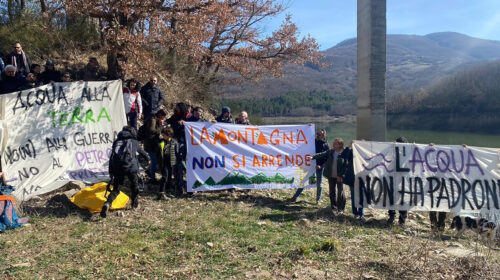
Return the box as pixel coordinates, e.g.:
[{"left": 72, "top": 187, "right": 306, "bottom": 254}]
[{"left": 1, "top": 185, "right": 499, "bottom": 279}]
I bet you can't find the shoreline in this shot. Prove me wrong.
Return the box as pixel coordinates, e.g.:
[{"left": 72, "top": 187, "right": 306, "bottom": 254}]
[{"left": 262, "top": 115, "right": 356, "bottom": 124}]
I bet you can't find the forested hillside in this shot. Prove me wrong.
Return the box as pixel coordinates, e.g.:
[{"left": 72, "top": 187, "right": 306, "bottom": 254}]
[{"left": 388, "top": 59, "right": 500, "bottom": 133}]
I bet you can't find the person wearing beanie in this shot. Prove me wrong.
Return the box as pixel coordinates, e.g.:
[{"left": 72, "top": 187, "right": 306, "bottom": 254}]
[
  {"left": 216, "top": 106, "right": 234, "bottom": 123},
  {"left": 40, "top": 59, "right": 62, "bottom": 84}
]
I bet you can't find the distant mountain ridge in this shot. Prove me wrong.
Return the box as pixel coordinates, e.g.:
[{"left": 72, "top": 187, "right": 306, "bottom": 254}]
[{"left": 216, "top": 32, "right": 500, "bottom": 115}]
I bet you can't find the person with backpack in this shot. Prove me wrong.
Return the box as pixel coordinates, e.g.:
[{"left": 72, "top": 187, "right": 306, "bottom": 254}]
[
  {"left": 101, "top": 126, "right": 150, "bottom": 218},
  {"left": 156, "top": 127, "right": 182, "bottom": 200},
  {"left": 143, "top": 109, "right": 167, "bottom": 184},
  {"left": 123, "top": 78, "right": 142, "bottom": 130}
]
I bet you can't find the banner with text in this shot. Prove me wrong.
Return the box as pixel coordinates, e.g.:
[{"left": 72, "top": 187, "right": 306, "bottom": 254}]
[
  {"left": 0, "top": 80, "right": 126, "bottom": 201},
  {"left": 185, "top": 123, "right": 315, "bottom": 192},
  {"left": 353, "top": 141, "right": 500, "bottom": 214}
]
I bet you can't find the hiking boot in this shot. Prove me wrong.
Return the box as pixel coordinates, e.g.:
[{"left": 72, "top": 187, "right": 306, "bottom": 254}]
[
  {"left": 156, "top": 192, "right": 170, "bottom": 201},
  {"left": 387, "top": 216, "right": 395, "bottom": 225},
  {"left": 100, "top": 202, "right": 110, "bottom": 218},
  {"left": 131, "top": 198, "right": 139, "bottom": 209},
  {"left": 286, "top": 197, "right": 297, "bottom": 203},
  {"left": 359, "top": 216, "right": 367, "bottom": 223}
]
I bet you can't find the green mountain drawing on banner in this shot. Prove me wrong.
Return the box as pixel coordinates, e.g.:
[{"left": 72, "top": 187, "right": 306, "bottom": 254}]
[{"left": 192, "top": 172, "right": 294, "bottom": 189}]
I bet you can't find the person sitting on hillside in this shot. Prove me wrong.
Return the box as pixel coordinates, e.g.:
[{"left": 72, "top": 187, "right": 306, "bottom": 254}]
[
  {"left": 101, "top": 126, "right": 150, "bottom": 218},
  {"left": 156, "top": 127, "right": 181, "bottom": 200},
  {"left": 289, "top": 129, "right": 329, "bottom": 204},
  {"left": 140, "top": 76, "right": 164, "bottom": 120},
  {"left": 61, "top": 72, "right": 73, "bottom": 82},
  {"left": 186, "top": 106, "right": 208, "bottom": 122},
  {"left": 30, "top": 64, "right": 41, "bottom": 81},
  {"left": 235, "top": 110, "right": 251, "bottom": 125},
  {"left": 215, "top": 106, "right": 234, "bottom": 123},
  {"left": 123, "top": 78, "right": 142, "bottom": 130},
  {"left": 79, "top": 57, "right": 105, "bottom": 81},
  {"left": 40, "top": 59, "right": 62, "bottom": 84},
  {"left": 7, "top": 42, "right": 31, "bottom": 78},
  {"left": 19, "top": 72, "right": 41, "bottom": 90},
  {"left": 0, "top": 65, "right": 24, "bottom": 94}
]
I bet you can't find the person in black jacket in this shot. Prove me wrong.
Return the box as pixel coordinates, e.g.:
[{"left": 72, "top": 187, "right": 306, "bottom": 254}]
[
  {"left": 40, "top": 59, "right": 61, "bottom": 84},
  {"left": 215, "top": 106, "right": 234, "bottom": 123},
  {"left": 289, "top": 129, "right": 329, "bottom": 204},
  {"left": 387, "top": 137, "right": 409, "bottom": 225},
  {"left": 6, "top": 43, "right": 31, "bottom": 77},
  {"left": 140, "top": 76, "right": 164, "bottom": 119},
  {"left": 0, "top": 65, "right": 24, "bottom": 94},
  {"left": 101, "top": 126, "right": 150, "bottom": 218},
  {"left": 344, "top": 140, "right": 365, "bottom": 222}
]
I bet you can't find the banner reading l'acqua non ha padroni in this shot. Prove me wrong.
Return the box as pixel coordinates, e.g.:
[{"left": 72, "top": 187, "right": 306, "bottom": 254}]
[
  {"left": 185, "top": 123, "right": 316, "bottom": 192},
  {"left": 0, "top": 80, "right": 127, "bottom": 201},
  {"left": 353, "top": 141, "right": 500, "bottom": 214}
]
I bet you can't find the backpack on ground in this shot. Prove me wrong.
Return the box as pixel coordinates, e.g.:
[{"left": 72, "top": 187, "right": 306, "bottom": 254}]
[{"left": 110, "top": 139, "right": 133, "bottom": 173}]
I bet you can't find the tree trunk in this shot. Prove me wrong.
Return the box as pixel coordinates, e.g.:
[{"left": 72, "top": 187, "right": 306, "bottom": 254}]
[{"left": 107, "top": 50, "right": 119, "bottom": 80}]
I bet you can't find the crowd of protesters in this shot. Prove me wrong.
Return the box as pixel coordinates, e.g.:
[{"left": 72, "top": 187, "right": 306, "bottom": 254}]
[
  {"left": 0, "top": 43, "right": 451, "bottom": 232},
  {"left": 0, "top": 42, "right": 106, "bottom": 94}
]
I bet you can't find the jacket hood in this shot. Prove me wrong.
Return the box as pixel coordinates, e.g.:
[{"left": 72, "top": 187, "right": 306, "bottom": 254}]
[{"left": 117, "top": 130, "right": 134, "bottom": 140}]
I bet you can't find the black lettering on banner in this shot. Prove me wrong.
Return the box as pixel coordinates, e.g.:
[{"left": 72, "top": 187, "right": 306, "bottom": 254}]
[
  {"left": 81, "top": 87, "right": 112, "bottom": 102},
  {"left": 399, "top": 177, "right": 407, "bottom": 206},
  {"left": 358, "top": 176, "right": 372, "bottom": 206},
  {"left": 395, "top": 147, "right": 410, "bottom": 172},
  {"left": 382, "top": 176, "right": 394, "bottom": 207},
  {"left": 4, "top": 139, "right": 36, "bottom": 165},
  {"left": 12, "top": 85, "right": 68, "bottom": 114},
  {"left": 52, "top": 157, "right": 62, "bottom": 169},
  {"left": 46, "top": 137, "right": 68, "bottom": 153},
  {"left": 461, "top": 179, "right": 474, "bottom": 210},
  {"left": 414, "top": 177, "right": 425, "bottom": 207},
  {"left": 18, "top": 167, "right": 40, "bottom": 181},
  {"left": 73, "top": 132, "right": 114, "bottom": 146},
  {"left": 471, "top": 180, "right": 485, "bottom": 209},
  {"left": 449, "top": 178, "right": 462, "bottom": 208},
  {"left": 427, "top": 176, "right": 440, "bottom": 208},
  {"left": 23, "top": 185, "right": 42, "bottom": 196},
  {"left": 436, "top": 178, "right": 451, "bottom": 208},
  {"left": 370, "top": 177, "right": 384, "bottom": 204},
  {"left": 484, "top": 180, "right": 499, "bottom": 210}
]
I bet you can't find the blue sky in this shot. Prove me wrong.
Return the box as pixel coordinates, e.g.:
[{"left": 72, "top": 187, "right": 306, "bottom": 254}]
[{"left": 264, "top": 0, "right": 500, "bottom": 50}]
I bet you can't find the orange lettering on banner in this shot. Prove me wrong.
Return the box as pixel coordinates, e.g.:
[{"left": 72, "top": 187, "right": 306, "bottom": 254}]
[
  {"left": 242, "top": 155, "right": 246, "bottom": 167},
  {"left": 285, "top": 155, "right": 294, "bottom": 165},
  {"left": 261, "top": 155, "right": 268, "bottom": 167},
  {"left": 252, "top": 155, "right": 261, "bottom": 167},
  {"left": 200, "top": 127, "right": 211, "bottom": 144},
  {"left": 296, "top": 155, "right": 304, "bottom": 166},
  {"left": 227, "top": 131, "right": 237, "bottom": 142},
  {"left": 245, "top": 127, "right": 259, "bottom": 145},
  {"left": 296, "top": 130, "right": 308, "bottom": 144},
  {"left": 276, "top": 155, "right": 283, "bottom": 166},
  {"left": 213, "top": 128, "right": 229, "bottom": 145},
  {"left": 237, "top": 130, "right": 248, "bottom": 144},
  {"left": 305, "top": 154, "right": 311, "bottom": 166},
  {"left": 257, "top": 133, "right": 269, "bottom": 145},
  {"left": 233, "top": 155, "right": 240, "bottom": 168},
  {"left": 270, "top": 129, "right": 280, "bottom": 145},
  {"left": 190, "top": 127, "right": 199, "bottom": 146},
  {"left": 268, "top": 155, "right": 275, "bottom": 166},
  {"left": 283, "top": 131, "right": 293, "bottom": 145}
]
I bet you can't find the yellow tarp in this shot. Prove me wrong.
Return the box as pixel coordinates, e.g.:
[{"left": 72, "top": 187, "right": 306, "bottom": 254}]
[{"left": 70, "top": 182, "right": 129, "bottom": 213}]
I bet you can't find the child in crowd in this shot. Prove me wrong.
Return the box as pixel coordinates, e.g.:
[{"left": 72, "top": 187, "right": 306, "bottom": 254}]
[{"left": 157, "top": 127, "right": 180, "bottom": 200}]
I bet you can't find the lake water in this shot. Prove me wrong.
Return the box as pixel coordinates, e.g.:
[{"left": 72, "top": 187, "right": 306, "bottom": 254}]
[{"left": 265, "top": 120, "right": 500, "bottom": 148}]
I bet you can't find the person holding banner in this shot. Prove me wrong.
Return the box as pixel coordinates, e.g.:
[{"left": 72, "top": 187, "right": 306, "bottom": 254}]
[
  {"left": 308, "top": 138, "right": 349, "bottom": 213},
  {"left": 289, "top": 129, "right": 329, "bottom": 204},
  {"left": 344, "top": 141, "right": 365, "bottom": 221},
  {"left": 156, "top": 127, "right": 181, "bottom": 200},
  {"left": 215, "top": 106, "right": 234, "bottom": 123},
  {"left": 387, "top": 137, "right": 409, "bottom": 226}
]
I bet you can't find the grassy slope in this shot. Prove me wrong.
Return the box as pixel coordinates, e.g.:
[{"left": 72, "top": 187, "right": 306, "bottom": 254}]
[{"left": 1, "top": 186, "right": 499, "bottom": 279}]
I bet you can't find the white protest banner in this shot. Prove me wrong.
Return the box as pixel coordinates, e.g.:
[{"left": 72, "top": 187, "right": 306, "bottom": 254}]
[
  {"left": 0, "top": 80, "right": 126, "bottom": 201},
  {"left": 353, "top": 141, "right": 500, "bottom": 214},
  {"left": 185, "top": 122, "right": 316, "bottom": 191}
]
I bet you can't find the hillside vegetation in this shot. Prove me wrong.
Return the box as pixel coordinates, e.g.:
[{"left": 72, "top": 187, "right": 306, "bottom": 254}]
[{"left": 388, "top": 59, "right": 500, "bottom": 133}]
